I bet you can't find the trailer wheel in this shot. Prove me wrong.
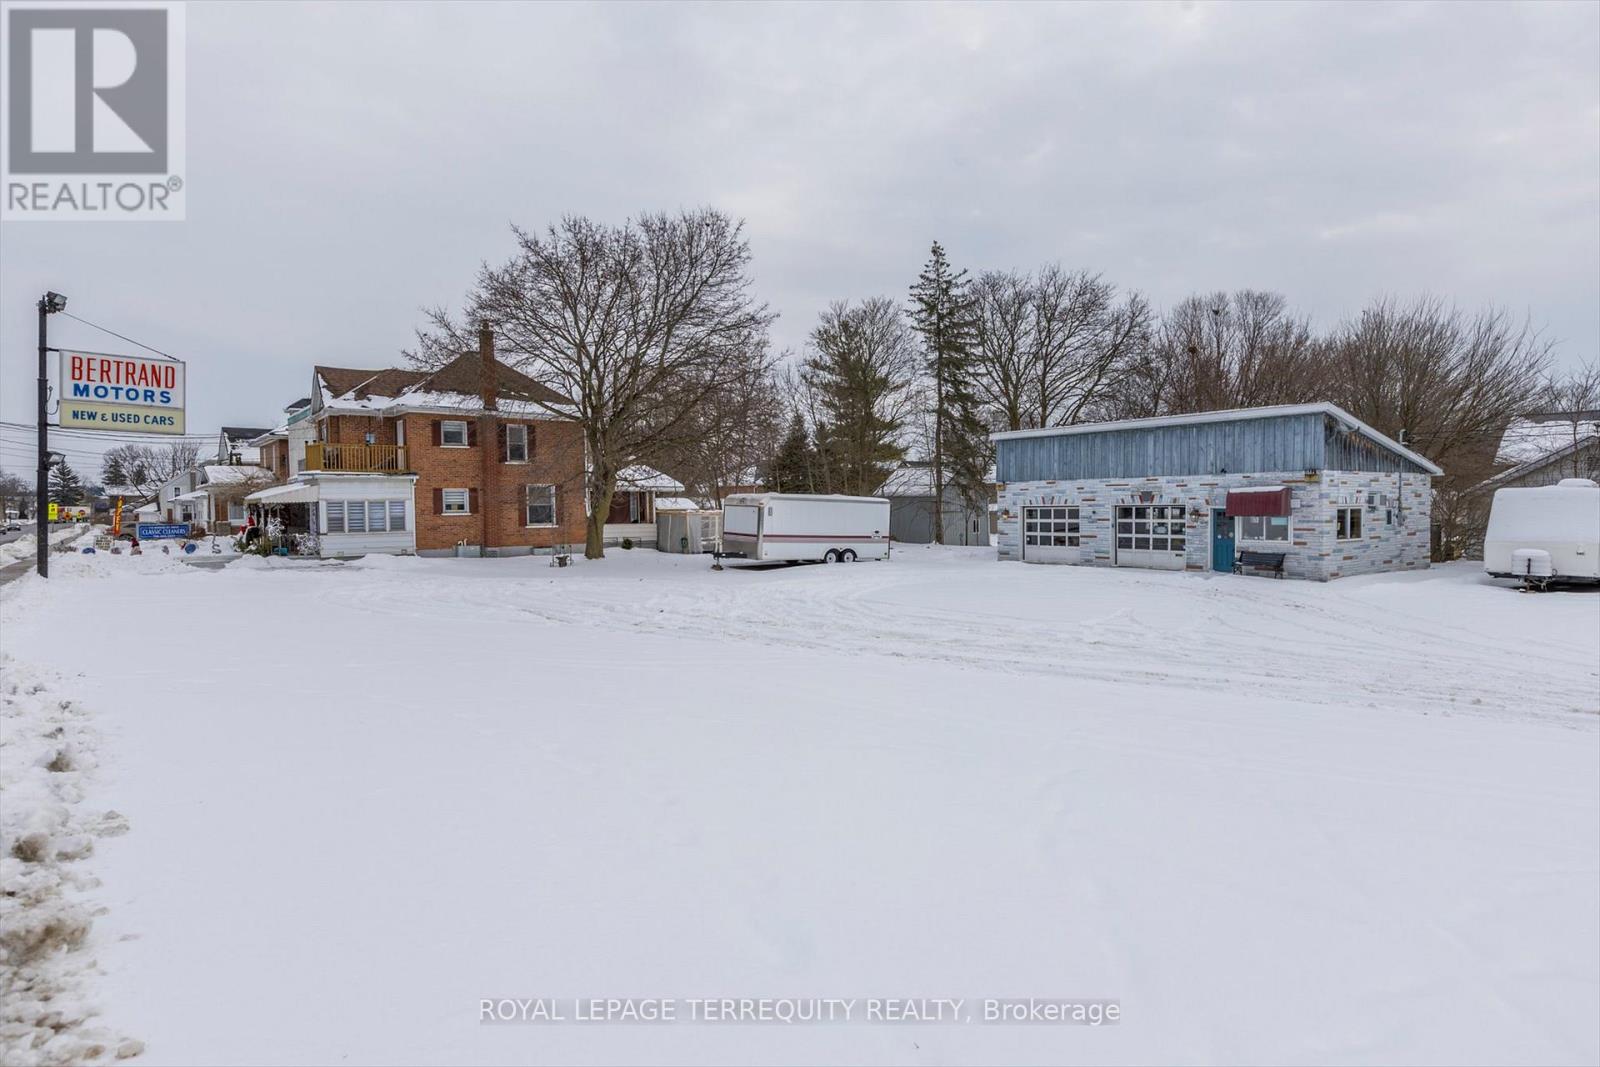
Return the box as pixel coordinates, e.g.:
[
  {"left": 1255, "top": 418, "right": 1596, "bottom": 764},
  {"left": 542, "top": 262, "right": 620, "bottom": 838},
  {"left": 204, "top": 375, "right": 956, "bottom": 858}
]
[
  {"left": 823, "top": 549, "right": 840, "bottom": 563},
  {"left": 841, "top": 549, "right": 857, "bottom": 562}
]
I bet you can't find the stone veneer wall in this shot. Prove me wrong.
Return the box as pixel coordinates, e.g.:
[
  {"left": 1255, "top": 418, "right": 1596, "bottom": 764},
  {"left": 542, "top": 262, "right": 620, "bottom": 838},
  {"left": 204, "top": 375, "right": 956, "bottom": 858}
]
[{"left": 996, "top": 469, "right": 1431, "bottom": 581}]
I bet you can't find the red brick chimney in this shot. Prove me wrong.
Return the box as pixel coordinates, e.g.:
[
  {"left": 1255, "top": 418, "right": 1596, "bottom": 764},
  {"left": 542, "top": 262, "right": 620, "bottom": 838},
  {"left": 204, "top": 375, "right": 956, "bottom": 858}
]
[{"left": 478, "top": 321, "right": 497, "bottom": 411}]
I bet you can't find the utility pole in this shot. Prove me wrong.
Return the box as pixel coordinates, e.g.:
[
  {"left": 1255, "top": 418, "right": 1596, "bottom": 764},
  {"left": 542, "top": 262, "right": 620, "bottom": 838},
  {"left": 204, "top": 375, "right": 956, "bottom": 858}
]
[{"left": 36, "top": 291, "right": 67, "bottom": 578}]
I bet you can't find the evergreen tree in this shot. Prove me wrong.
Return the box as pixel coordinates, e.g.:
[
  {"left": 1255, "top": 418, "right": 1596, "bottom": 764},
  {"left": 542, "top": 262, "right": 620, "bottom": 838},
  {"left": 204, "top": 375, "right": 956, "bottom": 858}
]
[
  {"left": 908, "top": 241, "right": 990, "bottom": 543},
  {"left": 48, "top": 459, "right": 85, "bottom": 506},
  {"left": 802, "top": 298, "right": 918, "bottom": 496},
  {"left": 101, "top": 450, "right": 129, "bottom": 488},
  {"left": 768, "top": 411, "right": 815, "bottom": 493}
]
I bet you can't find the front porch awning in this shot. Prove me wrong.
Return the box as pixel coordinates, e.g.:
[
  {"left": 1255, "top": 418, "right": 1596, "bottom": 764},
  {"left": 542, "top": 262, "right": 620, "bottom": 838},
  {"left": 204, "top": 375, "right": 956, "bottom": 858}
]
[
  {"left": 1224, "top": 486, "right": 1291, "bottom": 517},
  {"left": 174, "top": 489, "right": 209, "bottom": 502},
  {"left": 245, "top": 481, "right": 320, "bottom": 505}
]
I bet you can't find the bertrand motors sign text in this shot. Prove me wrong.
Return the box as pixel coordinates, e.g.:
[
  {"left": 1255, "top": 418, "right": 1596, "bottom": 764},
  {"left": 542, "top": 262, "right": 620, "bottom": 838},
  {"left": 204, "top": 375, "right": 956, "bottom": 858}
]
[{"left": 59, "top": 350, "right": 186, "bottom": 434}]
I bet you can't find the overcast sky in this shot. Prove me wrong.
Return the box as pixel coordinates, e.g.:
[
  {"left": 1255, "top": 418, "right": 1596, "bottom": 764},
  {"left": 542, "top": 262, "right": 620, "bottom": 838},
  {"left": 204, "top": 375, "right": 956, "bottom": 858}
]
[{"left": 3, "top": 0, "right": 1597, "bottom": 479}]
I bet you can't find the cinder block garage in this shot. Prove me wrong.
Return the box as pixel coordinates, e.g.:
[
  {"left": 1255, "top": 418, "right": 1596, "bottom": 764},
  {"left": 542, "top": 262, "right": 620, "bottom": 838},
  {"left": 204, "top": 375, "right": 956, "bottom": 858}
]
[{"left": 993, "top": 403, "right": 1442, "bottom": 581}]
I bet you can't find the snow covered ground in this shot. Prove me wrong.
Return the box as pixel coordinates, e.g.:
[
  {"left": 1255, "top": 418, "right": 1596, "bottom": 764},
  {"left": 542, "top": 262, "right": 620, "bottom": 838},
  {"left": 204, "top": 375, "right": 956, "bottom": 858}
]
[{"left": 1, "top": 545, "right": 1596, "bottom": 1065}]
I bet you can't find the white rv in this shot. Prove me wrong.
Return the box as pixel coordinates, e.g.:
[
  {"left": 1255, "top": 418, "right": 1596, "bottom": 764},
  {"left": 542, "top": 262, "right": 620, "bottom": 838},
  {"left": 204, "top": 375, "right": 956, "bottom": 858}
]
[
  {"left": 720, "top": 493, "right": 891, "bottom": 563},
  {"left": 1483, "top": 478, "right": 1600, "bottom": 589}
]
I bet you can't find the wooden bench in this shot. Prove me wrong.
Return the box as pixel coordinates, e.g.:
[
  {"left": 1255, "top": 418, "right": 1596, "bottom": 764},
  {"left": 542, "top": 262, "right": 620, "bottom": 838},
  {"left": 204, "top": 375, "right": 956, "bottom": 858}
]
[{"left": 1233, "top": 549, "right": 1286, "bottom": 578}]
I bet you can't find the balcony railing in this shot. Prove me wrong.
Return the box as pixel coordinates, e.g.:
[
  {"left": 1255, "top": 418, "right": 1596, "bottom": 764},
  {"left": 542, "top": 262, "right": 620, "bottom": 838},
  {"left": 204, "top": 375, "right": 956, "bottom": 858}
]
[{"left": 304, "top": 442, "right": 409, "bottom": 473}]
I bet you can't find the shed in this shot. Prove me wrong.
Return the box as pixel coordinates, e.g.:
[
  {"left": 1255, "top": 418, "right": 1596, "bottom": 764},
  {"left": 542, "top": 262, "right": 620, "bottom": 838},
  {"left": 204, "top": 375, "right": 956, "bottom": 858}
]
[
  {"left": 875, "top": 463, "right": 993, "bottom": 546},
  {"left": 656, "top": 507, "right": 722, "bottom": 554}
]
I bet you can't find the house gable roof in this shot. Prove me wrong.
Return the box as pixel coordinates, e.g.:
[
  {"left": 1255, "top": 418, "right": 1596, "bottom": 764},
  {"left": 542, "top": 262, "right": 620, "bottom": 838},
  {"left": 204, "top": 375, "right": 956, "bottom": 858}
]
[{"left": 314, "top": 356, "right": 572, "bottom": 416}]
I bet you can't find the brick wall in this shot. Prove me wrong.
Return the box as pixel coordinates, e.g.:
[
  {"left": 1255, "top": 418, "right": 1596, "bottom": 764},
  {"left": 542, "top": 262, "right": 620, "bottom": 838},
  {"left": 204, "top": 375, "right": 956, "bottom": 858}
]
[
  {"left": 997, "top": 469, "right": 1432, "bottom": 581},
  {"left": 405, "top": 414, "right": 588, "bottom": 555}
]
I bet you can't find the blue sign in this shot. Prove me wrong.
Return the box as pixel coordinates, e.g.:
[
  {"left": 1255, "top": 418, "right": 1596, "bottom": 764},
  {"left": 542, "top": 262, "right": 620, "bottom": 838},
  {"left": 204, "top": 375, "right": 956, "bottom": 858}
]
[{"left": 137, "top": 522, "right": 191, "bottom": 540}]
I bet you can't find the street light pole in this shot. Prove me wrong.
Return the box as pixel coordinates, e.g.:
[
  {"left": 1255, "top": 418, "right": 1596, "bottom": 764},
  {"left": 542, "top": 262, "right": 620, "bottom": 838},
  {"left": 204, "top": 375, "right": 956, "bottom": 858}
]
[{"left": 36, "top": 291, "right": 67, "bottom": 579}]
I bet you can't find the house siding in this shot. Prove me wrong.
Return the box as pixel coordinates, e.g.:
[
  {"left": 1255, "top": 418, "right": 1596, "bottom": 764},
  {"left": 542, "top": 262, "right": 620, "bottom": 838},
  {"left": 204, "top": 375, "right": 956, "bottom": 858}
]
[{"left": 996, "top": 412, "right": 1433, "bottom": 483}]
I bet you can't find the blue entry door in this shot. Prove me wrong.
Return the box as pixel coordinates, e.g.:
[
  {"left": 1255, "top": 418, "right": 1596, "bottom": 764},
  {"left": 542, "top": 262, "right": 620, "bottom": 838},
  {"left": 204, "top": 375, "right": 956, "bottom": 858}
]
[{"left": 1211, "top": 509, "right": 1235, "bottom": 572}]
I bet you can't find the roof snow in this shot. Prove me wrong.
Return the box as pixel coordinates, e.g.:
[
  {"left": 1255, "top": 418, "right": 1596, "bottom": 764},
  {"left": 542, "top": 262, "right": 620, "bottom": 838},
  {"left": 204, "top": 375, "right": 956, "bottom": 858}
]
[
  {"left": 314, "top": 354, "right": 574, "bottom": 419},
  {"left": 617, "top": 465, "right": 685, "bottom": 493},
  {"left": 200, "top": 464, "right": 272, "bottom": 486},
  {"left": 1496, "top": 414, "right": 1600, "bottom": 467}
]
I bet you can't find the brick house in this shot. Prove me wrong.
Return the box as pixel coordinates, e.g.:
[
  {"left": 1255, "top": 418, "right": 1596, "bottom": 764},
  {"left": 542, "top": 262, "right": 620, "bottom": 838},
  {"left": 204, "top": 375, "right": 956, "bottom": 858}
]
[{"left": 247, "top": 325, "right": 590, "bottom": 558}]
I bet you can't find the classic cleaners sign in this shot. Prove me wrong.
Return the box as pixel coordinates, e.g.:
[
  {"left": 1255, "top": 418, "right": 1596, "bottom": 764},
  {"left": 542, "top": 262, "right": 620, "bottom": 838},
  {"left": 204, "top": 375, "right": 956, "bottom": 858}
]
[{"left": 59, "top": 350, "right": 185, "bottom": 434}]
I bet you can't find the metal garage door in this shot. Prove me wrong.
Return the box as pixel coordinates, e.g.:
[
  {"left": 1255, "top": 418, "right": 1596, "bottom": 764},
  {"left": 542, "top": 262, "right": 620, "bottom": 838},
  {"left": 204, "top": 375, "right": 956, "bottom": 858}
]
[
  {"left": 1022, "top": 505, "right": 1080, "bottom": 563},
  {"left": 1114, "top": 504, "right": 1188, "bottom": 570}
]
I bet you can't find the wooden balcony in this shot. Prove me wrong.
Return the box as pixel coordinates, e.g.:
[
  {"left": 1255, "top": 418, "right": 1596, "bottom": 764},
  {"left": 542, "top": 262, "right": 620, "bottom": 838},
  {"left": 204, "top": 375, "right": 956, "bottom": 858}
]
[{"left": 304, "top": 442, "right": 409, "bottom": 473}]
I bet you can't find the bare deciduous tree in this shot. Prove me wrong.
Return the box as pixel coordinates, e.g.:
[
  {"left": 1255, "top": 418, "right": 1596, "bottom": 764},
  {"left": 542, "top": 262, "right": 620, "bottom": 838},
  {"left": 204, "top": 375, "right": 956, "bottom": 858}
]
[
  {"left": 972, "top": 266, "right": 1150, "bottom": 431},
  {"left": 1324, "top": 296, "right": 1554, "bottom": 557},
  {"left": 411, "top": 209, "right": 775, "bottom": 558},
  {"left": 1106, "top": 290, "right": 1321, "bottom": 418},
  {"left": 100, "top": 441, "right": 201, "bottom": 502},
  {"left": 1534, "top": 359, "right": 1600, "bottom": 480},
  {"left": 650, "top": 339, "right": 785, "bottom": 505}
]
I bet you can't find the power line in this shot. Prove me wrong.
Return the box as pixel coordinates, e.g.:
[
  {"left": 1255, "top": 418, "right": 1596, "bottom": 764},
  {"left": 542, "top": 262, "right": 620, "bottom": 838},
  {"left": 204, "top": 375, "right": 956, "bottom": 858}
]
[{"left": 55, "top": 311, "right": 181, "bottom": 362}]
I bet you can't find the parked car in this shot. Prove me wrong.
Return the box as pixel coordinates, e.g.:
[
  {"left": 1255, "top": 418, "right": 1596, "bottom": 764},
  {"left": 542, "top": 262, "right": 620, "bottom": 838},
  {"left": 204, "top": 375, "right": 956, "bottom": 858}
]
[
  {"left": 2, "top": 521, "right": 22, "bottom": 533},
  {"left": 1483, "top": 478, "right": 1600, "bottom": 590},
  {"left": 720, "top": 493, "right": 891, "bottom": 564}
]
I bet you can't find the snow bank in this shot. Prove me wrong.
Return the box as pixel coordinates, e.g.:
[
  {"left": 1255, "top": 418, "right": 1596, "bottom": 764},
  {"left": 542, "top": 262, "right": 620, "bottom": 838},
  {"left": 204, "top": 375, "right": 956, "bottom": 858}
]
[
  {"left": 0, "top": 657, "right": 140, "bottom": 1065},
  {"left": 0, "top": 527, "right": 91, "bottom": 568}
]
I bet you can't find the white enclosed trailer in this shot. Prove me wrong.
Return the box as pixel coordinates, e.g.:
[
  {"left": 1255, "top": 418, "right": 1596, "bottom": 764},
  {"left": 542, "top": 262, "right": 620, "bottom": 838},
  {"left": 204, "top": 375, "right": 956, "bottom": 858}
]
[
  {"left": 720, "top": 493, "right": 891, "bottom": 563},
  {"left": 1483, "top": 478, "right": 1600, "bottom": 588}
]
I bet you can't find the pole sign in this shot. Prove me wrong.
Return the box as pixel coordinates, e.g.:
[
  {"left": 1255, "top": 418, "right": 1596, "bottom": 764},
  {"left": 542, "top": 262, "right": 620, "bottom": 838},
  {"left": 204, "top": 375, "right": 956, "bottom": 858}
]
[
  {"left": 58, "top": 351, "right": 185, "bottom": 434},
  {"left": 136, "top": 522, "right": 190, "bottom": 540},
  {"left": 47, "top": 502, "right": 58, "bottom": 521}
]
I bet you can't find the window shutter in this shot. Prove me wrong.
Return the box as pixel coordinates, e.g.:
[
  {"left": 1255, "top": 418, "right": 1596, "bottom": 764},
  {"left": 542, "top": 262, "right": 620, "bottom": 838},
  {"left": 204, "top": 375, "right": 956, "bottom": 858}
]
[
  {"left": 432, "top": 487, "right": 443, "bottom": 514},
  {"left": 467, "top": 421, "right": 478, "bottom": 447},
  {"left": 468, "top": 488, "right": 480, "bottom": 514},
  {"left": 497, "top": 424, "right": 508, "bottom": 462},
  {"left": 551, "top": 486, "right": 559, "bottom": 528},
  {"left": 528, "top": 424, "right": 537, "bottom": 457},
  {"left": 431, "top": 420, "right": 442, "bottom": 446}
]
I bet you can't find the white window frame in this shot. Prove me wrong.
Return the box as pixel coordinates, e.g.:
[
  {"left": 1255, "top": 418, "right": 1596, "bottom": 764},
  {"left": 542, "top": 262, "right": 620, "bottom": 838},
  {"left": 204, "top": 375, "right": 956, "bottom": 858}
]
[
  {"left": 1336, "top": 506, "right": 1363, "bottom": 541},
  {"left": 440, "top": 420, "right": 469, "bottom": 448},
  {"left": 1023, "top": 505, "right": 1080, "bottom": 548},
  {"left": 327, "top": 499, "right": 407, "bottom": 535},
  {"left": 442, "top": 488, "right": 470, "bottom": 515},
  {"left": 1115, "top": 504, "right": 1189, "bottom": 553},
  {"left": 505, "top": 424, "right": 529, "bottom": 463},
  {"left": 525, "top": 484, "right": 556, "bottom": 527},
  {"left": 1235, "top": 514, "right": 1289, "bottom": 543}
]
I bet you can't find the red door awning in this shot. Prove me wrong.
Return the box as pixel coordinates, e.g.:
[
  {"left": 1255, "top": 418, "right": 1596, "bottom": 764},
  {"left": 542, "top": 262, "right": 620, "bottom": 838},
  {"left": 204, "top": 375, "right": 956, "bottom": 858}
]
[{"left": 1224, "top": 487, "right": 1291, "bottom": 517}]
